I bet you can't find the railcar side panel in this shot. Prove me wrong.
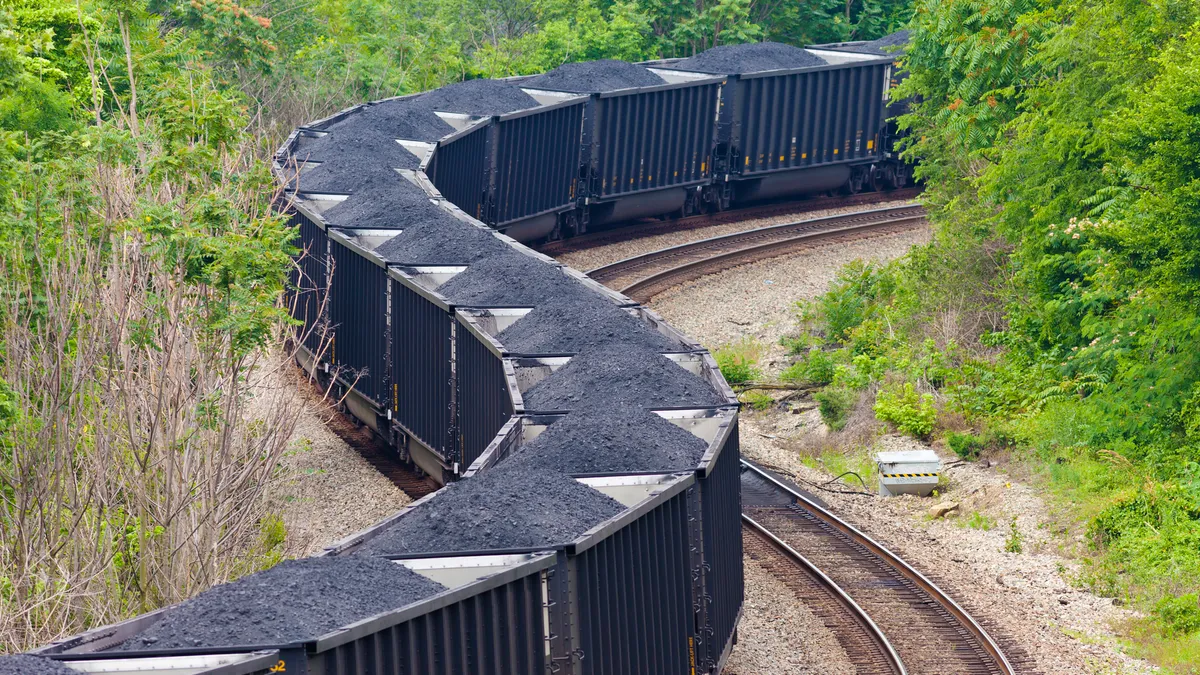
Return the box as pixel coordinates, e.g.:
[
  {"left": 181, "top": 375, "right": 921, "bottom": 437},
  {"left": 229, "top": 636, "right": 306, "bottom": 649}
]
[
  {"left": 456, "top": 322, "right": 514, "bottom": 470},
  {"left": 391, "top": 278, "right": 456, "bottom": 463},
  {"left": 429, "top": 122, "right": 491, "bottom": 222},
  {"left": 494, "top": 102, "right": 586, "bottom": 226},
  {"left": 290, "top": 210, "right": 330, "bottom": 358},
  {"left": 328, "top": 238, "right": 390, "bottom": 407},
  {"left": 734, "top": 62, "right": 888, "bottom": 176}
]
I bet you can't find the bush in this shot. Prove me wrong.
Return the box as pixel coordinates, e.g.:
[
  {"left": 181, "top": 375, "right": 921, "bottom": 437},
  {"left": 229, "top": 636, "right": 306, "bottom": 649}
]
[
  {"left": 781, "top": 349, "right": 836, "bottom": 386},
  {"left": 947, "top": 431, "right": 987, "bottom": 460},
  {"left": 815, "top": 386, "right": 858, "bottom": 431},
  {"left": 1155, "top": 594, "right": 1200, "bottom": 637},
  {"left": 818, "top": 261, "right": 896, "bottom": 342},
  {"left": 741, "top": 390, "right": 774, "bottom": 411},
  {"left": 874, "top": 382, "right": 937, "bottom": 440},
  {"left": 714, "top": 338, "right": 762, "bottom": 385}
]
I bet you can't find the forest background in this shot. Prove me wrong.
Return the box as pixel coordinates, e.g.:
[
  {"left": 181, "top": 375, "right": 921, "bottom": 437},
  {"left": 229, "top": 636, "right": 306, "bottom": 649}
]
[{"left": 2, "top": 0, "right": 1198, "bottom": 670}]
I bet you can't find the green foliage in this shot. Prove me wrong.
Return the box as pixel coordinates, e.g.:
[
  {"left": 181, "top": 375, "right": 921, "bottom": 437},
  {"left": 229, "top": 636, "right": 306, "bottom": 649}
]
[
  {"left": 781, "top": 349, "right": 836, "bottom": 386},
  {"left": 1004, "top": 516, "right": 1023, "bottom": 553},
  {"left": 814, "top": 260, "right": 896, "bottom": 342},
  {"left": 1155, "top": 594, "right": 1200, "bottom": 638},
  {"left": 741, "top": 390, "right": 774, "bottom": 411},
  {"left": 965, "top": 511, "right": 995, "bottom": 531},
  {"left": 714, "top": 338, "right": 762, "bottom": 385},
  {"left": 874, "top": 382, "right": 936, "bottom": 440},
  {"left": 814, "top": 386, "right": 857, "bottom": 431},
  {"left": 946, "top": 431, "right": 985, "bottom": 461}
]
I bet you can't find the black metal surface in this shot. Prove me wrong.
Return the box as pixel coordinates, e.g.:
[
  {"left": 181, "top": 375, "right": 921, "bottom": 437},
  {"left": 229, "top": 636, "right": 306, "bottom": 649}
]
[
  {"left": 328, "top": 237, "right": 389, "bottom": 407},
  {"left": 456, "top": 320, "right": 514, "bottom": 470},
  {"left": 572, "top": 487, "right": 696, "bottom": 675},
  {"left": 730, "top": 61, "right": 890, "bottom": 176},
  {"left": 429, "top": 121, "right": 491, "bottom": 221},
  {"left": 289, "top": 209, "right": 329, "bottom": 357},
  {"left": 493, "top": 101, "right": 586, "bottom": 227},
  {"left": 312, "top": 572, "right": 547, "bottom": 675},
  {"left": 391, "top": 277, "right": 456, "bottom": 463},
  {"left": 698, "top": 422, "right": 743, "bottom": 669},
  {"left": 587, "top": 80, "right": 722, "bottom": 200}
]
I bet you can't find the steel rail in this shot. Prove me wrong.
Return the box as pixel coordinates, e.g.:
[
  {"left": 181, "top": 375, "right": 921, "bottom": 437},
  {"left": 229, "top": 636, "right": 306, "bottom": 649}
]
[
  {"left": 741, "top": 459, "right": 1017, "bottom": 675},
  {"left": 586, "top": 205, "right": 926, "bottom": 300},
  {"left": 743, "top": 516, "right": 907, "bottom": 675}
]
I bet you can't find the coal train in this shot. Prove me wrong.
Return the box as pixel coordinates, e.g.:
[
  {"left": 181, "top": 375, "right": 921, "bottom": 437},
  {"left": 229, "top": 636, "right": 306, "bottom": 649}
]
[{"left": 22, "top": 35, "right": 907, "bottom": 675}]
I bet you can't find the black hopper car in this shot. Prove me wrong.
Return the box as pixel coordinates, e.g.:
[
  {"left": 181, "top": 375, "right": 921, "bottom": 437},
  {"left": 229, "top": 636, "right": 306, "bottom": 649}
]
[{"left": 26, "top": 35, "right": 908, "bottom": 675}]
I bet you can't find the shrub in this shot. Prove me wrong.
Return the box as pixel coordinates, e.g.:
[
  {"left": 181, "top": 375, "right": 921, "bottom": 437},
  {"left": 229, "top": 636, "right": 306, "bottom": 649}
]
[
  {"left": 1155, "top": 594, "right": 1200, "bottom": 637},
  {"left": 874, "top": 382, "right": 937, "bottom": 440},
  {"left": 781, "top": 349, "right": 836, "bottom": 386},
  {"left": 714, "top": 338, "right": 762, "bottom": 385},
  {"left": 947, "top": 431, "right": 987, "bottom": 460},
  {"left": 741, "top": 390, "right": 774, "bottom": 411},
  {"left": 1005, "top": 517, "right": 1023, "bottom": 553},
  {"left": 815, "top": 386, "right": 858, "bottom": 431}
]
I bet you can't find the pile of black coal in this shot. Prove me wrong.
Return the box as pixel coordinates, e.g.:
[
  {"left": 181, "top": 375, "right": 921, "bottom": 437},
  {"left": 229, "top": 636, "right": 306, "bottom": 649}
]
[
  {"left": 522, "top": 342, "right": 724, "bottom": 411},
  {"left": 497, "top": 296, "right": 684, "bottom": 354},
  {"left": 526, "top": 60, "right": 665, "bottom": 93},
  {"left": 362, "top": 463, "right": 625, "bottom": 555},
  {"left": 673, "top": 42, "right": 825, "bottom": 73},
  {"left": 419, "top": 79, "right": 539, "bottom": 115},
  {"left": 436, "top": 250, "right": 589, "bottom": 306},
  {"left": 375, "top": 218, "right": 512, "bottom": 265},
  {"left": 0, "top": 656, "right": 81, "bottom": 675},
  {"left": 119, "top": 557, "right": 445, "bottom": 650},
  {"left": 506, "top": 404, "right": 708, "bottom": 474}
]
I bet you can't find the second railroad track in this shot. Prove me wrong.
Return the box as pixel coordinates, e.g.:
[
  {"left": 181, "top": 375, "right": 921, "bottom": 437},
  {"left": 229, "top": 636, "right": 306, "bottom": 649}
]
[
  {"left": 741, "top": 460, "right": 1020, "bottom": 675},
  {"left": 588, "top": 204, "right": 926, "bottom": 301}
]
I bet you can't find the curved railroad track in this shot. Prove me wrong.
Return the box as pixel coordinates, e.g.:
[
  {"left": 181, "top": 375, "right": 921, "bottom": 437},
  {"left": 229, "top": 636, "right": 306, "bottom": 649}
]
[
  {"left": 741, "top": 459, "right": 1017, "bottom": 675},
  {"left": 539, "top": 188, "right": 924, "bottom": 257},
  {"left": 587, "top": 204, "right": 926, "bottom": 302}
]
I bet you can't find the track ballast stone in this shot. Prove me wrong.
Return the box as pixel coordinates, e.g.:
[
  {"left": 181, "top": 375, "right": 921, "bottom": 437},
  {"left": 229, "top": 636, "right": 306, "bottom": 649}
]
[
  {"left": 363, "top": 463, "right": 624, "bottom": 555},
  {"left": 119, "top": 557, "right": 445, "bottom": 650},
  {"left": 498, "top": 296, "right": 684, "bottom": 354},
  {"left": 526, "top": 60, "right": 666, "bottom": 92},
  {"left": 436, "top": 250, "right": 589, "bottom": 306},
  {"left": 523, "top": 343, "right": 724, "bottom": 411},
  {"left": 0, "top": 656, "right": 81, "bottom": 675},
  {"left": 507, "top": 405, "right": 707, "bottom": 474},
  {"left": 674, "top": 42, "right": 825, "bottom": 73},
  {"left": 419, "top": 79, "right": 538, "bottom": 115}
]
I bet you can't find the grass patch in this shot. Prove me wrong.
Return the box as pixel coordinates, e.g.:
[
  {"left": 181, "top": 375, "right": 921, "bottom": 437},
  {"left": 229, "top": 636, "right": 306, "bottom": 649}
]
[{"left": 714, "top": 338, "right": 764, "bottom": 385}]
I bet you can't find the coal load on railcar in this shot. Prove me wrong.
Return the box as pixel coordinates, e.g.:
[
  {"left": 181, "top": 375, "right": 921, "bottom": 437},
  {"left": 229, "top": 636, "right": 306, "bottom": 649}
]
[
  {"left": 362, "top": 463, "right": 625, "bottom": 555},
  {"left": 672, "top": 41, "right": 826, "bottom": 73},
  {"left": 523, "top": 342, "right": 725, "bottom": 411},
  {"left": 374, "top": 217, "right": 512, "bottom": 264},
  {"left": 526, "top": 59, "right": 666, "bottom": 92},
  {"left": 318, "top": 169, "right": 455, "bottom": 229},
  {"left": 418, "top": 78, "right": 538, "bottom": 115},
  {"left": 118, "top": 557, "right": 445, "bottom": 650},
  {"left": 293, "top": 98, "right": 454, "bottom": 164},
  {"left": 506, "top": 405, "right": 708, "bottom": 474},
  {"left": 436, "top": 249, "right": 590, "bottom": 306},
  {"left": 0, "top": 655, "right": 80, "bottom": 675},
  {"left": 821, "top": 29, "right": 911, "bottom": 56},
  {"left": 496, "top": 295, "right": 685, "bottom": 354}
]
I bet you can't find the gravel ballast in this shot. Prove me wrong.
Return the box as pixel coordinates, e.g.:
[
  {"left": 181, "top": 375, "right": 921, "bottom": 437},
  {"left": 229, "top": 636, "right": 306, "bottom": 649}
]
[
  {"left": 419, "top": 79, "right": 538, "bottom": 115},
  {"left": 674, "top": 42, "right": 825, "bottom": 74},
  {"left": 526, "top": 60, "right": 666, "bottom": 92},
  {"left": 497, "top": 296, "right": 684, "bottom": 354},
  {"left": 362, "top": 464, "right": 625, "bottom": 555},
  {"left": 505, "top": 405, "right": 708, "bottom": 474},
  {"left": 119, "top": 557, "right": 445, "bottom": 650},
  {"left": 0, "top": 656, "right": 80, "bottom": 675},
  {"left": 522, "top": 343, "right": 724, "bottom": 411},
  {"left": 436, "top": 250, "right": 588, "bottom": 306}
]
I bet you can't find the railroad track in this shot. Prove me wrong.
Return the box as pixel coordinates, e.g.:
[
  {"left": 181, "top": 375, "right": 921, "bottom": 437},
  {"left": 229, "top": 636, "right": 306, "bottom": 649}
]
[
  {"left": 588, "top": 204, "right": 926, "bottom": 302},
  {"left": 741, "top": 459, "right": 1018, "bottom": 675},
  {"left": 539, "top": 188, "right": 923, "bottom": 257},
  {"left": 289, "top": 363, "right": 439, "bottom": 499}
]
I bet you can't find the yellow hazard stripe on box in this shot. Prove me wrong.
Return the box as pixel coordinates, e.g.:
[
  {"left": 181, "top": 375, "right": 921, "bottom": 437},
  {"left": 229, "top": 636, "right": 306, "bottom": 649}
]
[{"left": 881, "top": 473, "right": 940, "bottom": 478}]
